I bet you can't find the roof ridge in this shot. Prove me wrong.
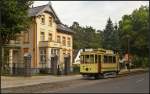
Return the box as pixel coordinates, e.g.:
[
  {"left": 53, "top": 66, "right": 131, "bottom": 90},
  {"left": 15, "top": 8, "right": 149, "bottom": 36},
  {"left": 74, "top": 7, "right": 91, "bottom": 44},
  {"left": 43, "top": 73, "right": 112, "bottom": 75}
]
[{"left": 29, "top": 4, "right": 47, "bottom": 9}]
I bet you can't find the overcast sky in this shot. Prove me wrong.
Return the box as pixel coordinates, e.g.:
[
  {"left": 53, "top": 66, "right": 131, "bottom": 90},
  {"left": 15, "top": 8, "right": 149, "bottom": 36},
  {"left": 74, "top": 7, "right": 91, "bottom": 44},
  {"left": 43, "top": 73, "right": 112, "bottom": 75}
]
[{"left": 33, "top": 1, "right": 149, "bottom": 30}]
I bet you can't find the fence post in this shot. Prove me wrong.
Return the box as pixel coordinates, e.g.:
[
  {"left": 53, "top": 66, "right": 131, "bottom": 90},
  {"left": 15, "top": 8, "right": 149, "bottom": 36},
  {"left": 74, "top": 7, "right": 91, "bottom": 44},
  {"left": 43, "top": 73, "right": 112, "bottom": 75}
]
[{"left": 9, "top": 49, "right": 13, "bottom": 75}]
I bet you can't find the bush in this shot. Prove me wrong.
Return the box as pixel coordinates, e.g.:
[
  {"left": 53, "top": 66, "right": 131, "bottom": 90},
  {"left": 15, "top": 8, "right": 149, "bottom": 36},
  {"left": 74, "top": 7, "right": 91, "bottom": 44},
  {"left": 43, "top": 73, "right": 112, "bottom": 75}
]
[
  {"left": 39, "top": 68, "right": 50, "bottom": 74},
  {"left": 132, "top": 56, "right": 149, "bottom": 68},
  {"left": 73, "top": 64, "right": 80, "bottom": 73},
  {"left": 142, "top": 57, "right": 149, "bottom": 68}
]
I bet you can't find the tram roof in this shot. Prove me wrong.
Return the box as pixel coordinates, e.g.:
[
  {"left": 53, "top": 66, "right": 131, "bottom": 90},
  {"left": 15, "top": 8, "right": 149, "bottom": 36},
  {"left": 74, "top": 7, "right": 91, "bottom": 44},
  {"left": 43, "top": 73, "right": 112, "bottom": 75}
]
[{"left": 80, "top": 49, "right": 116, "bottom": 55}]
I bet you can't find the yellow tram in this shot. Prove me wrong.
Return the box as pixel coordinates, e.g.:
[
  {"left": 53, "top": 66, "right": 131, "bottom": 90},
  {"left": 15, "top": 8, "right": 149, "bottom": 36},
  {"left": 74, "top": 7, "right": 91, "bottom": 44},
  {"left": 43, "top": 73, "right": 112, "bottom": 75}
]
[{"left": 80, "top": 48, "right": 120, "bottom": 79}]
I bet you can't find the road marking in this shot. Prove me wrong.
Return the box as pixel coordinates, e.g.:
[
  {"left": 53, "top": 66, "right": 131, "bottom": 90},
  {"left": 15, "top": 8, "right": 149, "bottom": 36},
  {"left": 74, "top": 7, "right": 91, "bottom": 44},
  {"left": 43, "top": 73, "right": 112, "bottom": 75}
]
[
  {"left": 135, "top": 79, "right": 145, "bottom": 83},
  {"left": 127, "top": 76, "right": 134, "bottom": 80}
]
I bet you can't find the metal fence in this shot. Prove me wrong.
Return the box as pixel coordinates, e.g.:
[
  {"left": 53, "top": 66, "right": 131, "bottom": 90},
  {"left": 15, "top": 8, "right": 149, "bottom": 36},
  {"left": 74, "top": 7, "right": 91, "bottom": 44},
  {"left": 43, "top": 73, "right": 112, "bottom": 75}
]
[{"left": 1, "top": 54, "right": 32, "bottom": 76}]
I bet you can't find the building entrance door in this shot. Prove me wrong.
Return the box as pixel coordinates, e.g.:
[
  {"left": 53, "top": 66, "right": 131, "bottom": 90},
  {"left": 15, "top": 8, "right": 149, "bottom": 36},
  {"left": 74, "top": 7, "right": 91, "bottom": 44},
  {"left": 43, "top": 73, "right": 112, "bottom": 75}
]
[
  {"left": 64, "top": 55, "right": 70, "bottom": 75},
  {"left": 51, "top": 55, "right": 58, "bottom": 75}
]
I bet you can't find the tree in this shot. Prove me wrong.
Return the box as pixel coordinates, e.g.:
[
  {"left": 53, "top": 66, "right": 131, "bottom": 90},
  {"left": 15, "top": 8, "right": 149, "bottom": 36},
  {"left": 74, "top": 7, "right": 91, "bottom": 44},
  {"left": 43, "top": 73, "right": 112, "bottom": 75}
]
[
  {"left": 0, "top": 0, "right": 33, "bottom": 45},
  {"left": 70, "top": 21, "right": 102, "bottom": 49},
  {"left": 102, "top": 18, "right": 115, "bottom": 50},
  {"left": 119, "top": 6, "right": 149, "bottom": 57},
  {"left": 0, "top": 0, "right": 33, "bottom": 71},
  {"left": 70, "top": 21, "right": 85, "bottom": 49},
  {"left": 118, "top": 5, "right": 149, "bottom": 67}
]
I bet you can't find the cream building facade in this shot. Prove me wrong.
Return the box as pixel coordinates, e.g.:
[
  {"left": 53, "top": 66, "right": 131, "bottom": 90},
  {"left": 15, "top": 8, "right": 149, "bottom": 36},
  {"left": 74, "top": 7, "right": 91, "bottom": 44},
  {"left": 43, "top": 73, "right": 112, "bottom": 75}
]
[{"left": 7, "top": 3, "right": 74, "bottom": 74}]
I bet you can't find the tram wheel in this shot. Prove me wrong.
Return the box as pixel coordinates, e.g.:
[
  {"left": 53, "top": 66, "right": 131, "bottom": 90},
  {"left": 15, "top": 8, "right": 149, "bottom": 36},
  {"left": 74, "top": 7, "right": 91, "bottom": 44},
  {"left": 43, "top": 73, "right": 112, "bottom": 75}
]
[{"left": 94, "top": 75, "right": 99, "bottom": 79}]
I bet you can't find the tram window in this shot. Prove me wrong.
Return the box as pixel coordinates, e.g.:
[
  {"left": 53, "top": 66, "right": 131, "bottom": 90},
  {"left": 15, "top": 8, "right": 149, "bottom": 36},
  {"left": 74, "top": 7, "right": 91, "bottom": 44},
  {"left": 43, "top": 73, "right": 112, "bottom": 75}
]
[
  {"left": 90, "top": 55, "right": 94, "bottom": 63},
  {"left": 98, "top": 55, "right": 101, "bottom": 63},
  {"left": 108, "top": 56, "right": 112, "bottom": 63},
  {"left": 95, "top": 55, "right": 97, "bottom": 63},
  {"left": 85, "top": 55, "right": 90, "bottom": 63},
  {"left": 104, "top": 56, "right": 107, "bottom": 63},
  {"left": 113, "top": 56, "right": 116, "bottom": 63},
  {"left": 80, "top": 55, "right": 84, "bottom": 64}
]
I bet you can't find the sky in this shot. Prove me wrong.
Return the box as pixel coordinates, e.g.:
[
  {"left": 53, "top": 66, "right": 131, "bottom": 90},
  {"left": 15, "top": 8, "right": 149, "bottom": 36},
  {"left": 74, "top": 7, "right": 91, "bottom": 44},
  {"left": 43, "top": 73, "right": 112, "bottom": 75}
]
[{"left": 33, "top": 1, "right": 149, "bottom": 30}]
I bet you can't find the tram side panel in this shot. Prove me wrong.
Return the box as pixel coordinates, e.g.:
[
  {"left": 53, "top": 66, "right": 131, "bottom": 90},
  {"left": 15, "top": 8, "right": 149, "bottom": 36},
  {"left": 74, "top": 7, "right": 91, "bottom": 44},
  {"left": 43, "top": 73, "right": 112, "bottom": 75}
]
[
  {"left": 80, "top": 64, "right": 98, "bottom": 75},
  {"left": 100, "top": 55, "right": 119, "bottom": 73}
]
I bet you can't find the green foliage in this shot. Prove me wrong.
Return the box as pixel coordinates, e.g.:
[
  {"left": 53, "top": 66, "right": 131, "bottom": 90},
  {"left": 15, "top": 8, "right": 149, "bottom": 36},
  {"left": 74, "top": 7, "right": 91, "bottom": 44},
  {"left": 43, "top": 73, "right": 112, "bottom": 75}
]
[
  {"left": 39, "top": 68, "right": 51, "bottom": 74},
  {"left": 73, "top": 64, "right": 80, "bottom": 73},
  {"left": 132, "top": 56, "right": 149, "bottom": 68},
  {"left": 118, "top": 5, "right": 149, "bottom": 67},
  {"left": 70, "top": 21, "right": 102, "bottom": 49},
  {"left": 0, "top": 0, "right": 33, "bottom": 45},
  {"left": 102, "top": 18, "right": 120, "bottom": 50},
  {"left": 119, "top": 6, "right": 149, "bottom": 58}
]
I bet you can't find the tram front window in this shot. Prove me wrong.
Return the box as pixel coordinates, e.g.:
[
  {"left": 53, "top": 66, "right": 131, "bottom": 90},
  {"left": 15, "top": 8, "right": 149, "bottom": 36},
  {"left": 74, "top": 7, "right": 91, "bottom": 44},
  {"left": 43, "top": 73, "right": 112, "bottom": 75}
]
[
  {"left": 90, "top": 55, "right": 94, "bottom": 63},
  {"left": 85, "top": 55, "right": 90, "bottom": 63},
  {"left": 80, "top": 55, "right": 84, "bottom": 64}
]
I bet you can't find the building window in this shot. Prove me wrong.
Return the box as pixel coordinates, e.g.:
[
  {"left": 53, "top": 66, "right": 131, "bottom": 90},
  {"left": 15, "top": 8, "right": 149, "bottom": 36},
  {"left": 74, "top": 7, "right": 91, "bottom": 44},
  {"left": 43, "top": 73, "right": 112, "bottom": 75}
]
[
  {"left": 67, "top": 37, "right": 71, "bottom": 47},
  {"left": 23, "top": 48, "right": 29, "bottom": 54},
  {"left": 23, "top": 31, "right": 29, "bottom": 43},
  {"left": 48, "top": 33, "right": 52, "bottom": 41},
  {"left": 63, "top": 49, "right": 66, "bottom": 54},
  {"left": 40, "top": 48, "right": 46, "bottom": 63},
  {"left": 49, "top": 17, "right": 52, "bottom": 26},
  {"left": 62, "top": 37, "right": 66, "bottom": 46},
  {"left": 41, "top": 15, "right": 45, "bottom": 25},
  {"left": 51, "top": 48, "right": 58, "bottom": 55},
  {"left": 40, "top": 32, "right": 45, "bottom": 41},
  {"left": 57, "top": 36, "right": 61, "bottom": 43}
]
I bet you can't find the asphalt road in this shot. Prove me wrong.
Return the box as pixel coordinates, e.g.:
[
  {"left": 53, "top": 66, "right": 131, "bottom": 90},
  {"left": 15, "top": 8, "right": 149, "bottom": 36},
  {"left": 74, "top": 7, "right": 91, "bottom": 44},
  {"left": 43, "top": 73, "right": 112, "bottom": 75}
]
[{"left": 53, "top": 72, "right": 149, "bottom": 93}]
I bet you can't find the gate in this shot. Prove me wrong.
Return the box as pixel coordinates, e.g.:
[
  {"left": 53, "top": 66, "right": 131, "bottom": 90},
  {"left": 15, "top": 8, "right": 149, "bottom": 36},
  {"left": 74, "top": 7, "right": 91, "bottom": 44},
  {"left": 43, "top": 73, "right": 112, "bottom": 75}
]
[
  {"left": 51, "top": 55, "right": 58, "bottom": 75},
  {"left": 64, "top": 55, "right": 71, "bottom": 75},
  {"left": 12, "top": 54, "right": 32, "bottom": 76}
]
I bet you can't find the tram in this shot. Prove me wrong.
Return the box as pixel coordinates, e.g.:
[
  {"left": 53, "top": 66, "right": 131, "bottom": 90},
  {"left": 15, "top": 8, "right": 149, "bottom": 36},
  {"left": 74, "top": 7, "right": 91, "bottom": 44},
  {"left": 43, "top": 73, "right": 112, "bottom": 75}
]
[{"left": 80, "top": 48, "right": 120, "bottom": 79}]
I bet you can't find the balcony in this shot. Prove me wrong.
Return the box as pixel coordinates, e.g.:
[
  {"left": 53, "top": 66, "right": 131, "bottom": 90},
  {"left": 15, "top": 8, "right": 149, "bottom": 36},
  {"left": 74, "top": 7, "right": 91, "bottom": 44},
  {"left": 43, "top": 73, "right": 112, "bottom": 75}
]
[
  {"left": 6, "top": 40, "right": 21, "bottom": 47},
  {"left": 39, "top": 41, "right": 61, "bottom": 48}
]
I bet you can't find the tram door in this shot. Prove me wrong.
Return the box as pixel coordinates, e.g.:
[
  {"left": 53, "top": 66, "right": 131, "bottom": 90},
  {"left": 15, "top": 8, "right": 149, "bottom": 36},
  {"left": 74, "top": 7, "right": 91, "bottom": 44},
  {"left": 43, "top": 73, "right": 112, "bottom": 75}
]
[{"left": 98, "top": 55, "right": 101, "bottom": 73}]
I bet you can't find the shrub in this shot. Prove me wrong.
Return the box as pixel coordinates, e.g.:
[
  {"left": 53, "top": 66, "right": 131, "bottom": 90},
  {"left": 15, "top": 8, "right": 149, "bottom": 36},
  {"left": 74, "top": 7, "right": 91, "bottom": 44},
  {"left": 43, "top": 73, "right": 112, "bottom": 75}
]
[
  {"left": 73, "top": 64, "right": 80, "bottom": 73},
  {"left": 39, "top": 68, "right": 50, "bottom": 74}
]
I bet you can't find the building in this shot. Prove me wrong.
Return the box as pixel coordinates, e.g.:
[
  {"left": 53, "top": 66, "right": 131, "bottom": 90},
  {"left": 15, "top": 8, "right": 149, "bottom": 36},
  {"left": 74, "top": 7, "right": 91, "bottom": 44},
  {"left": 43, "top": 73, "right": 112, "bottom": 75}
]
[{"left": 4, "top": 2, "right": 74, "bottom": 75}]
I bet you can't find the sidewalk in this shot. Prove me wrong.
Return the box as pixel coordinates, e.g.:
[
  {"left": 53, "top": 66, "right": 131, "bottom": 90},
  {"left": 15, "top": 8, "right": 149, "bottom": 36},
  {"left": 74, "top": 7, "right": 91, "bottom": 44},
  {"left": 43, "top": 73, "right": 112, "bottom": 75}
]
[
  {"left": 119, "top": 68, "right": 148, "bottom": 74},
  {"left": 1, "top": 74, "right": 82, "bottom": 89},
  {"left": 1, "top": 68, "right": 148, "bottom": 89}
]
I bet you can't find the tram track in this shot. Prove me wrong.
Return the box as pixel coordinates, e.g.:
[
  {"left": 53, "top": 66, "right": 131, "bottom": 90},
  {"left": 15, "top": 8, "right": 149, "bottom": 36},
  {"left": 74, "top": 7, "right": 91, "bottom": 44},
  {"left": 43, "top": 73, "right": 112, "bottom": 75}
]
[{"left": 1, "top": 70, "right": 148, "bottom": 93}]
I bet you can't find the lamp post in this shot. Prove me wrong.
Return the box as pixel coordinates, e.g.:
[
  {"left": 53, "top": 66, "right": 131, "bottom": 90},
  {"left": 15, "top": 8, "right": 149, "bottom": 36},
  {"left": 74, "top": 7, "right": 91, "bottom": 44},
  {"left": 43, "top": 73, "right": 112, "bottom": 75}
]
[{"left": 126, "top": 35, "right": 130, "bottom": 72}]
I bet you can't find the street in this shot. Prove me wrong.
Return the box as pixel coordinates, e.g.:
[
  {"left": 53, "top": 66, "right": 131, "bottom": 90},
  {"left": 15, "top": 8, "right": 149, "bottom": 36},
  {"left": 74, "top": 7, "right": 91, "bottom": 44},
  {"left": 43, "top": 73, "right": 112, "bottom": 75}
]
[
  {"left": 52, "top": 72, "right": 149, "bottom": 93},
  {"left": 2, "top": 72, "right": 149, "bottom": 93}
]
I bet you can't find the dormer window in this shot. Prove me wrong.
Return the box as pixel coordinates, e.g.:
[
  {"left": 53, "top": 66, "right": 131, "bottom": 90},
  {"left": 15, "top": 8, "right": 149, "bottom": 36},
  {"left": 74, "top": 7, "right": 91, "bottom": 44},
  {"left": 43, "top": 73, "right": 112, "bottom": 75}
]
[
  {"left": 41, "top": 15, "right": 45, "bottom": 25},
  {"left": 49, "top": 17, "right": 52, "bottom": 26}
]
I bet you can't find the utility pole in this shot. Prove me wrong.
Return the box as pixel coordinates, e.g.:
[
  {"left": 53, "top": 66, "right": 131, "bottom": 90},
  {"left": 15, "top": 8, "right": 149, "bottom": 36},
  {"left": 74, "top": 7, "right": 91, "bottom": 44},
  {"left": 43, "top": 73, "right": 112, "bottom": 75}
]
[
  {"left": 148, "top": 23, "right": 150, "bottom": 69},
  {"left": 127, "top": 37, "right": 130, "bottom": 72},
  {"left": 125, "top": 35, "right": 130, "bottom": 72}
]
